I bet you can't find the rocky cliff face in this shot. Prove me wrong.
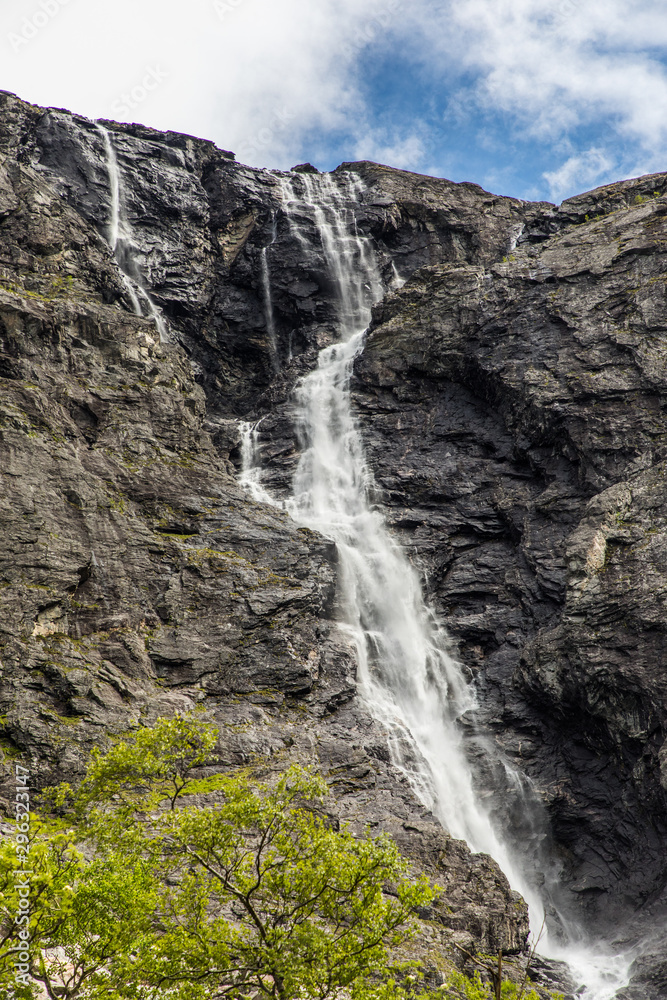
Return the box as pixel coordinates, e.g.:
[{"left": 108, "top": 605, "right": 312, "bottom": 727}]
[
  {"left": 0, "top": 90, "right": 666, "bottom": 996},
  {"left": 353, "top": 186, "right": 667, "bottom": 996}
]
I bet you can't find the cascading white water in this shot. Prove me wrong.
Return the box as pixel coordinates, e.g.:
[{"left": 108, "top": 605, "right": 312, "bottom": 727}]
[
  {"left": 260, "top": 217, "right": 279, "bottom": 369},
  {"left": 96, "top": 124, "right": 168, "bottom": 343},
  {"left": 240, "top": 170, "right": 633, "bottom": 999},
  {"left": 99, "top": 127, "right": 120, "bottom": 254},
  {"left": 390, "top": 260, "right": 406, "bottom": 290},
  {"left": 239, "top": 420, "right": 281, "bottom": 507},
  {"left": 280, "top": 170, "right": 541, "bottom": 890}
]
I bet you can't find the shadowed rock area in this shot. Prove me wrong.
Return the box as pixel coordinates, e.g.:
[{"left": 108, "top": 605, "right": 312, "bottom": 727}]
[{"left": 0, "top": 89, "right": 666, "bottom": 995}]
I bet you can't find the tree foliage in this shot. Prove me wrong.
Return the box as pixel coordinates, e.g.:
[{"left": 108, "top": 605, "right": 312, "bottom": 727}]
[{"left": 1, "top": 716, "right": 436, "bottom": 1000}]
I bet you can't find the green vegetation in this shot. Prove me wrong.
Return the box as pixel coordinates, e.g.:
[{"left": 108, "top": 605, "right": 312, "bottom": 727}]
[
  {"left": 0, "top": 717, "right": 560, "bottom": 1000},
  {"left": 0, "top": 274, "right": 74, "bottom": 302},
  {"left": 0, "top": 717, "right": 435, "bottom": 1000}
]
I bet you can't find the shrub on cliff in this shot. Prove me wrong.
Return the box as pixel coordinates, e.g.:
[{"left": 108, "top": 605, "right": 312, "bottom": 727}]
[{"left": 0, "top": 715, "right": 436, "bottom": 1000}]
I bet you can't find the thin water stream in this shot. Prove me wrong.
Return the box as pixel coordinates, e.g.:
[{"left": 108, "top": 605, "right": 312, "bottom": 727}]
[
  {"left": 96, "top": 124, "right": 168, "bottom": 342},
  {"left": 260, "top": 216, "right": 279, "bottom": 369},
  {"left": 240, "top": 171, "right": 634, "bottom": 999}
]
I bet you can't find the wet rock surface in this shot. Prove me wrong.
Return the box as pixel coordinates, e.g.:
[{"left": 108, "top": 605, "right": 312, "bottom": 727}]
[{"left": 0, "top": 89, "right": 666, "bottom": 993}]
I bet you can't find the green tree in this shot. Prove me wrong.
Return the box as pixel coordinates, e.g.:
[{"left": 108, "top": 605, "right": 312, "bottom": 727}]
[
  {"left": 0, "top": 817, "right": 160, "bottom": 1000},
  {"left": 1, "top": 716, "right": 436, "bottom": 1000}
]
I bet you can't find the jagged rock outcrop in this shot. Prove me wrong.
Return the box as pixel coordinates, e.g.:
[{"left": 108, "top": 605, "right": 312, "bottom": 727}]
[{"left": 1, "top": 88, "right": 667, "bottom": 994}]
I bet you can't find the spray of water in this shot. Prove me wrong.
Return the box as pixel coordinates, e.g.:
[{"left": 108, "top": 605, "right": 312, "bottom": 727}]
[
  {"left": 239, "top": 170, "right": 634, "bottom": 999},
  {"left": 96, "top": 124, "right": 168, "bottom": 343}
]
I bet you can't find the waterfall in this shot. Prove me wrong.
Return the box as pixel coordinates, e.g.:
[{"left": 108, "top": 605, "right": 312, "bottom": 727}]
[
  {"left": 240, "top": 170, "right": 633, "bottom": 1000},
  {"left": 279, "top": 170, "right": 539, "bottom": 888},
  {"left": 96, "top": 124, "right": 168, "bottom": 343},
  {"left": 239, "top": 420, "right": 281, "bottom": 507},
  {"left": 260, "top": 216, "right": 279, "bottom": 369},
  {"left": 390, "top": 260, "right": 406, "bottom": 289}
]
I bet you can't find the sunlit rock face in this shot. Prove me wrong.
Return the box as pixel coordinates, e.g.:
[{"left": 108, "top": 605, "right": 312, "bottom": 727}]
[{"left": 1, "top": 89, "right": 667, "bottom": 995}]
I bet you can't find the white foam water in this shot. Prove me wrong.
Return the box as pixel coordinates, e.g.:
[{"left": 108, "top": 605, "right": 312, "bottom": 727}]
[
  {"left": 260, "top": 216, "right": 279, "bottom": 369},
  {"left": 239, "top": 170, "right": 634, "bottom": 999},
  {"left": 96, "top": 124, "right": 168, "bottom": 343},
  {"left": 239, "top": 420, "right": 282, "bottom": 507}
]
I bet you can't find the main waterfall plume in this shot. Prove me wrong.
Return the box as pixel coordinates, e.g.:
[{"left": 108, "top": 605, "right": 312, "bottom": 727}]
[
  {"left": 240, "top": 169, "right": 633, "bottom": 1000},
  {"left": 281, "top": 173, "right": 514, "bottom": 858}
]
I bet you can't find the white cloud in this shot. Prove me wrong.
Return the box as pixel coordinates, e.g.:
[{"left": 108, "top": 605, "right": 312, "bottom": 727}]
[
  {"left": 405, "top": 0, "right": 667, "bottom": 191},
  {"left": 352, "top": 130, "right": 427, "bottom": 170},
  {"left": 1, "top": 0, "right": 667, "bottom": 198},
  {"left": 543, "top": 146, "right": 616, "bottom": 201},
  {"left": 0, "top": 0, "right": 400, "bottom": 167}
]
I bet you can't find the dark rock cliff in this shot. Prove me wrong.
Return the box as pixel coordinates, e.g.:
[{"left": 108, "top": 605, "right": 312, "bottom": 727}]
[
  {"left": 0, "top": 90, "right": 666, "bottom": 995},
  {"left": 353, "top": 188, "right": 667, "bottom": 994}
]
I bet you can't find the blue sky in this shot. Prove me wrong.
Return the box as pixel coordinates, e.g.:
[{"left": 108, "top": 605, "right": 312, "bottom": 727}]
[{"left": 2, "top": 0, "right": 667, "bottom": 203}]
